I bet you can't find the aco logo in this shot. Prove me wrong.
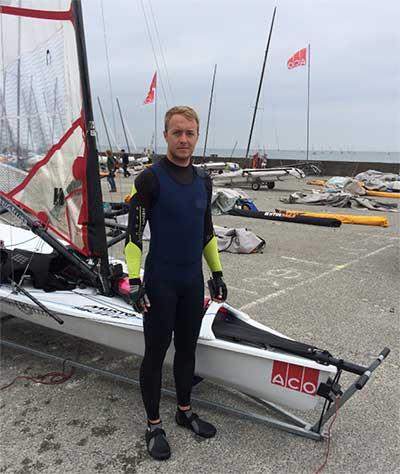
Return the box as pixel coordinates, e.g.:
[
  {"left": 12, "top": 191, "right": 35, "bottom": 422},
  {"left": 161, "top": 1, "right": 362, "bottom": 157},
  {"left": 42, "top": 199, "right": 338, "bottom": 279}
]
[{"left": 271, "top": 361, "right": 319, "bottom": 396}]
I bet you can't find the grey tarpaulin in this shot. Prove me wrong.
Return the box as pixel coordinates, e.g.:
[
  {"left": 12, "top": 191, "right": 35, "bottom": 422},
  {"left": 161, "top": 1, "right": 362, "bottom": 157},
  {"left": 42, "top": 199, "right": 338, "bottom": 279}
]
[
  {"left": 213, "top": 225, "right": 265, "bottom": 254},
  {"left": 354, "top": 170, "right": 400, "bottom": 192},
  {"left": 211, "top": 188, "right": 250, "bottom": 215},
  {"left": 280, "top": 191, "right": 398, "bottom": 212}
]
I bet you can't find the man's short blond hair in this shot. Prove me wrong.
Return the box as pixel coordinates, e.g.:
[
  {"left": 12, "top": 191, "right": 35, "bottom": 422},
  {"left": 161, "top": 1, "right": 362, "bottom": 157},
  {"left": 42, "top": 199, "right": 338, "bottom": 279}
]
[{"left": 164, "top": 106, "right": 199, "bottom": 133}]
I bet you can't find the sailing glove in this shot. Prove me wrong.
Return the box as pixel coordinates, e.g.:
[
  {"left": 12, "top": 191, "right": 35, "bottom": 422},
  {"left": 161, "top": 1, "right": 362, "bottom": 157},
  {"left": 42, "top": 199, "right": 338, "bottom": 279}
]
[
  {"left": 208, "top": 272, "right": 228, "bottom": 302},
  {"left": 129, "top": 280, "right": 150, "bottom": 313}
]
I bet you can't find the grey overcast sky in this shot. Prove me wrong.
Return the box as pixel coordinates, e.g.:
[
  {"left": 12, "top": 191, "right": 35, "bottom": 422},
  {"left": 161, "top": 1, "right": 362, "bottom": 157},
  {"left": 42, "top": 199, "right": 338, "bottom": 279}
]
[{"left": 82, "top": 0, "right": 400, "bottom": 152}]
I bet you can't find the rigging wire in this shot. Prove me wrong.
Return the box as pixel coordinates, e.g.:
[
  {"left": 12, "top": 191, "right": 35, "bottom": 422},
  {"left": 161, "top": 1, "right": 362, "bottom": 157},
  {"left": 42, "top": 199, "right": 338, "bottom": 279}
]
[
  {"left": 139, "top": 0, "right": 169, "bottom": 108},
  {"left": 147, "top": 0, "right": 174, "bottom": 103},
  {"left": 100, "top": 0, "right": 117, "bottom": 140}
]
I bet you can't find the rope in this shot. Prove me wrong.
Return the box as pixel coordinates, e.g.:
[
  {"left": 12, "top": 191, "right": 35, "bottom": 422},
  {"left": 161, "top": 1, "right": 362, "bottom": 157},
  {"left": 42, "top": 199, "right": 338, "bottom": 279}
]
[
  {"left": 100, "top": 0, "right": 117, "bottom": 139},
  {"left": 140, "top": 0, "right": 169, "bottom": 108},
  {"left": 0, "top": 369, "right": 74, "bottom": 390},
  {"left": 148, "top": 0, "right": 174, "bottom": 103},
  {"left": 1, "top": 343, "right": 81, "bottom": 391},
  {"left": 313, "top": 396, "right": 340, "bottom": 474}
]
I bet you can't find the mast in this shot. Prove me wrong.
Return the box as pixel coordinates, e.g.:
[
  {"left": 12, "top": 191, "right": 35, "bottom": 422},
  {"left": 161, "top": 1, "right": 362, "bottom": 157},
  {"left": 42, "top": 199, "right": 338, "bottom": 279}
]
[
  {"left": 97, "top": 96, "right": 113, "bottom": 151},
  {"left": 100, "top": 0, "right": 117, "bottom": 141},
  {"left": 154, "top": 71, "right": 157, "bottom": 159},
  {"left": 31, "top": 89, "right": 46, "bottom": 149},
  {"left": 16, "top": 0, "right": 22, "bottom": 166},
  {"left": 306, "top": 44, "right": 311, "bottom": 161},
  {"left": 230, "top": 140, "right": 238, "bottom": 158},
  {"left": 245, "top": 6, "right": 277, "bottom": 167},
  {"left": 116, "top": 97, "right": 130, "bottom": 154},
  {"left": 51, "top": 77, "right": 59, "bottom": 144},
  {"left": 72, "top": 0, "right": 111, "bottom": 294},
  {"left": 202, "top": 63, "right": 217, "bottom": 164}
]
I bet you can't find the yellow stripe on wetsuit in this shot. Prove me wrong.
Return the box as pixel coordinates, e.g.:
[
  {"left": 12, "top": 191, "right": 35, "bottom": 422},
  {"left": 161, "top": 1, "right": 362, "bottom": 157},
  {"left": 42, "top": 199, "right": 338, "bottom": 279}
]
[
  {"left": 124, "top": 184, "right": 143, "bottom": 280},
  {"left": 203, "top": 235, "right": 222, "bottom": 273}
]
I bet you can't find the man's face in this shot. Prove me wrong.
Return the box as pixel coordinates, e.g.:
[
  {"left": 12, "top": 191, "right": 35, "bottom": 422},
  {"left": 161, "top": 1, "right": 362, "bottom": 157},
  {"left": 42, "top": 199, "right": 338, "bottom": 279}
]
[{"left": 164, "top": 114, "right": 199, "bottom": 163}]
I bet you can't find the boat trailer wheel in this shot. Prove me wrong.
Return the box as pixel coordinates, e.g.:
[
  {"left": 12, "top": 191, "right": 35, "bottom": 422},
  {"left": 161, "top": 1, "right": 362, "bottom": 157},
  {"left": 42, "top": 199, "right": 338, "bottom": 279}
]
[
  {"left": 251, "top": 182, "right": 261, "bottom": 191},
  {"left": 267, "top": 181, "right": 275, "bottom": 189}
]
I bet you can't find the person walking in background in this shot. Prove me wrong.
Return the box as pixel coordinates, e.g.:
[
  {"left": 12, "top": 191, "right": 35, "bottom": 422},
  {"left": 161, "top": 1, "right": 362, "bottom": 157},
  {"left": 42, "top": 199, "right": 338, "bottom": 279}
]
[
  {"left": 106, "top": 149, "right": 117, "bottom": 192},
  {"left": 124, "top": 106, "right": 228, "bottom": 461},
  {"left": 121, "top": 148, "right": 131, "bottom": 177}
]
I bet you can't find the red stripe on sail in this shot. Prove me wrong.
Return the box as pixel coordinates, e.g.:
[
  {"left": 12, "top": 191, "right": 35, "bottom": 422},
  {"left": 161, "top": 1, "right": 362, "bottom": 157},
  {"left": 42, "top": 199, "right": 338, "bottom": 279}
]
[
  {"left": 0, "top": 5, "right": 73, "bottom": 22},
  {"left": 7, "top": 117, "right": 84, "bottom": 198},
  {"left": 4, "top": 116, "right": 92, "bottom": 256}
]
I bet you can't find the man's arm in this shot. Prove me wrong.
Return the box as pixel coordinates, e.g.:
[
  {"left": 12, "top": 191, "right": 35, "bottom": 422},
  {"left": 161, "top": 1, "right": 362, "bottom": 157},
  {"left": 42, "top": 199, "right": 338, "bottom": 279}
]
[
  {"left": 124, "top": 169, "right": 157, "bottom": 284},
  {"left": 202, "top": 175, "right": 223, "bottom": 276},
  {"left": 202, "top": 175, "right": 227, "bottom": 301}
]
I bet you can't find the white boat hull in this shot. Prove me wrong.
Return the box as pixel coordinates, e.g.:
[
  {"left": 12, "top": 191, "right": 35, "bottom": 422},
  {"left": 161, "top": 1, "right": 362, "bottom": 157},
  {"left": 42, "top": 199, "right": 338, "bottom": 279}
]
[
  {"left": 0, "top": 284, "right": 336, "bottom": 411},
  {"left": 213, "top": 167, "right": 305, "bottom": 186}
]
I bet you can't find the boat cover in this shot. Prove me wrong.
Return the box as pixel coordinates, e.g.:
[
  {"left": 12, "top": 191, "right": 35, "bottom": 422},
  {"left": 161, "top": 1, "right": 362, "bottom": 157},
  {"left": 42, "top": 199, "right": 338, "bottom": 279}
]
[{"left": 212, "top": 308, "right": 331, "bottom": 362}]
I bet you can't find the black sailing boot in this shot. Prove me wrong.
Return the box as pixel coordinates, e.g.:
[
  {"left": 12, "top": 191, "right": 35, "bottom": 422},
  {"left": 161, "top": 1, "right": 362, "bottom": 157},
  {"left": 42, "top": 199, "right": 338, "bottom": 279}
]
[
  {"left": 175, "top": 407, "right": 216, "bottom": 438},
  {"left": 145, "top": 421, "right": 171, "bottom": 461}
]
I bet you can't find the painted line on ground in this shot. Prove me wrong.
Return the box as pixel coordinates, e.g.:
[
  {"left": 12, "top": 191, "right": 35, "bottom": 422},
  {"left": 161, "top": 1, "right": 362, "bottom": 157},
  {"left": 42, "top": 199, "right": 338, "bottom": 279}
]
[
  {"left": 239, "top": 243, "right": 395, "bottom": 311},
  {"left": 228, "top": 285, "right": 259, "bottom": 296},
  {"left": 280, "top": 256, "right": 334, "bottom": 267}
]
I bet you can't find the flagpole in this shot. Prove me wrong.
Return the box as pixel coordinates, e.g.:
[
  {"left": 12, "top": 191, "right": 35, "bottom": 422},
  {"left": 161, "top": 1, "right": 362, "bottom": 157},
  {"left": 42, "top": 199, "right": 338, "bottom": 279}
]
[
  {"left": 154, "top": 71, "right": 157, "bottom": 160},
  {"left": 306, "top": 44, "right": 311, "bottom": 161}
]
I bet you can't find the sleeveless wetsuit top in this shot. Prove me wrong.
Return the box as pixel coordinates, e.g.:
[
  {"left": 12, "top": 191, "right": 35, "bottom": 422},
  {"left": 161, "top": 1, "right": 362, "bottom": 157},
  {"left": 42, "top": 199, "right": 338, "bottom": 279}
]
[{"left": 144, "top": 161, "right": 207, "bottom": 282}]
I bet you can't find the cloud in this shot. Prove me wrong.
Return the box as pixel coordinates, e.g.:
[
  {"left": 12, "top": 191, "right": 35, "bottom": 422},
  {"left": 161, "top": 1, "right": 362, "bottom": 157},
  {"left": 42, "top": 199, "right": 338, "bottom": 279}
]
[{"left": 83, "top": 0, "right": 400, "bottom": 151}]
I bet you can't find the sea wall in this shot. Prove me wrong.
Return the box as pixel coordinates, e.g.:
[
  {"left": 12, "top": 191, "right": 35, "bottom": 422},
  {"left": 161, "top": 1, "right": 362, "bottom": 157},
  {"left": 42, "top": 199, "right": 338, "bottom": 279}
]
[
  {"left": 192, "top": 156, "right": 399, "bottom": 177},
  {"left": 264, "top": 158, "right": 398, "bottom": 176}
]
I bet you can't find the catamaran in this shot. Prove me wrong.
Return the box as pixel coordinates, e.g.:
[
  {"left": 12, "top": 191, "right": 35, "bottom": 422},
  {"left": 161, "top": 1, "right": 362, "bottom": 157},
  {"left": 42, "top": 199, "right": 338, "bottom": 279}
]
[
  {"left": 212, "top": 165, "right": 306, "bottom": 190},
  {"left": 0, "top": 0, "right": 389, "bottom": 440}
]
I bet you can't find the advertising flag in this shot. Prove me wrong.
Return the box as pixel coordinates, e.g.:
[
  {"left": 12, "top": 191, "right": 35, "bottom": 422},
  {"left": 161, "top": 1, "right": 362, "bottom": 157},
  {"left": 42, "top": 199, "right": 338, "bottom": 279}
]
[
  {"left": 143, "top": 72, "right": 157, "bottom": 104},
  {"left": 287, "top": 48, "right": 307, "bottom": 70}
]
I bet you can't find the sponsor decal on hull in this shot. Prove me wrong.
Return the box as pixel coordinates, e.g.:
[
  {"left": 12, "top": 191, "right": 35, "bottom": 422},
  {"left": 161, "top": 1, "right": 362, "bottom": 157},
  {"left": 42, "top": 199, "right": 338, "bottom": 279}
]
[
  {"left": 74, "top": 305, "right": 138, "bottom": 320},
  {"left": 271, "top": 360, "right": 320, "bottom": 396}
]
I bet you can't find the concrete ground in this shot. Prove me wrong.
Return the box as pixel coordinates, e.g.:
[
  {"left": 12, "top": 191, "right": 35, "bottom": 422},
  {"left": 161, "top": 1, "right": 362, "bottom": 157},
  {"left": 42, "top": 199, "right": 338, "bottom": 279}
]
[{"left": 1, "top": 172, "right": 399, "bottom": 474}]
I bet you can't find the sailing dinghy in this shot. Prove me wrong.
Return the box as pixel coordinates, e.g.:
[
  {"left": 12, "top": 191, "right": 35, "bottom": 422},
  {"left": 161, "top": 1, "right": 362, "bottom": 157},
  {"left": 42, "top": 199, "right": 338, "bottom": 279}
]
[{"left": 0, "top": 0, "right": 389, "bottom": 440}]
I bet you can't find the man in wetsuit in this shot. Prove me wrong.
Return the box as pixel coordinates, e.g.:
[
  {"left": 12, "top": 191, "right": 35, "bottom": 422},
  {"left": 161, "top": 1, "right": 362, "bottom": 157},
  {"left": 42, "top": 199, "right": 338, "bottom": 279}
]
[{"left": 124, "top": 106, "right": 227, "bottom": 460}]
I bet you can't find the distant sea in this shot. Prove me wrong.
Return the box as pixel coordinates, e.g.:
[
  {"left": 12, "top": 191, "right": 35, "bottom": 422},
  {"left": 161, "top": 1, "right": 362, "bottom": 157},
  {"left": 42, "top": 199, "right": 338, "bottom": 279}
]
[{"left": 152, "top": 147, "right": 399, "bottom": 164}]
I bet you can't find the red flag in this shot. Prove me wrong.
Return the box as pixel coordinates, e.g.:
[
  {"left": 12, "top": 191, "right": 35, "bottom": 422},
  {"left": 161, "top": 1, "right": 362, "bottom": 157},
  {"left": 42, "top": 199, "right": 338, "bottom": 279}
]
[
  {"left": 287, "top": 48, "right": 307, "bottom": 70},
  {"left": 143, "top": 72, "right": 157, "bottom": 104}
]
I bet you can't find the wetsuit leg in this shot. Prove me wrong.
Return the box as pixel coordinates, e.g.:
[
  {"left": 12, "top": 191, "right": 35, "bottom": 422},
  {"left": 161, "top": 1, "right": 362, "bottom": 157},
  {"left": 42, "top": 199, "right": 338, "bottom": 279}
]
[
  {"left": 173, "top": 274, "right": 205, "bottom": 407},
  {"left": 140, "top": 279, "right": 177, "bottom": 420}
]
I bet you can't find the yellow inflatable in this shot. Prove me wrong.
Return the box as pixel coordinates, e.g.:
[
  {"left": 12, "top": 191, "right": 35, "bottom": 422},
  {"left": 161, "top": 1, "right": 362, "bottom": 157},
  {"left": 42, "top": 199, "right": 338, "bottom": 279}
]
[{"left": 281, "top": 210, "right": 389, "bottom": 227}]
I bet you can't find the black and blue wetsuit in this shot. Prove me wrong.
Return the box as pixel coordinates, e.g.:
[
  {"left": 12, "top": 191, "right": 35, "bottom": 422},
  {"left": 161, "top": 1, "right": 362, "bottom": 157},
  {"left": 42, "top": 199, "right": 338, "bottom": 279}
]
[{"left": 125, "top": 157, "right": 223, "bottom": 420}]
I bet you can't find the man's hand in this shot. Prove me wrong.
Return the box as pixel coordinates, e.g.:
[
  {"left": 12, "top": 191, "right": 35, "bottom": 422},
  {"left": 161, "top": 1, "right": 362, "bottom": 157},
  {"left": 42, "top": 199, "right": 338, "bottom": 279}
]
[
  {"left": 129, "top": 283, "right": 151, "bottom": 313},
  {"left": 207, "top": 273, "right": 227, "bottom": 302}
]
